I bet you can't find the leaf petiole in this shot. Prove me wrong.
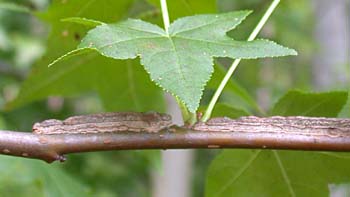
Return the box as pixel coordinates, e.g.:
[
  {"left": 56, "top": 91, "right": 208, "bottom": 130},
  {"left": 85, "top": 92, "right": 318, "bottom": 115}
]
[
  {"left": 202, "top": 0, "right": 281, "bottom": 122},
  {"left": 176, "top": 97, "right": 197, "bottom": 124}
]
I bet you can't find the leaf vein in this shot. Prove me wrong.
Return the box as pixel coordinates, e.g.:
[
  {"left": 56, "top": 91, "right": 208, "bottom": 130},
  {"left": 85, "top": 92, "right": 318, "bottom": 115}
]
[
  {"left": 273, "top": 151, "right": 296, "bottom": 197},
  {"left": 216, "top": 150, "right": 261, "bottom": 196}
]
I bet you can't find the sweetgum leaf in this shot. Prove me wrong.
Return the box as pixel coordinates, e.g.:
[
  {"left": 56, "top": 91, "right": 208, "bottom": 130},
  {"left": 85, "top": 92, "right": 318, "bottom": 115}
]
[
  {"left": 206, "top": 64, "right": 261, "bottom": 113},
  {"left": 0, "top": 156, "right": 90, "bottom": 196},
  {"left": 206, "top": 150, "right": 350, "bottom": 197},
  {"left": 52, "top": 11, "right": 297, "bottom": 112},
  {"left": 270, "top": 90, "right": 348, "bottom": 117},
  {"left": 147, "top": 0, "right": 217, "bottom": 19},
  {"left": 206, "top": 91, "right": 349, "bottom": 197},
  {"left": 0, "top": 2, "right": 31, "bottom": 13},
  {"left": 339, "top": 91, "right": 350, "bottom": 118},
  {"left": 203, "top": 103, "right": 250, "bottom": 118},
  {"left": 61, "top": 17, "right": 105, "bottom": 27}
]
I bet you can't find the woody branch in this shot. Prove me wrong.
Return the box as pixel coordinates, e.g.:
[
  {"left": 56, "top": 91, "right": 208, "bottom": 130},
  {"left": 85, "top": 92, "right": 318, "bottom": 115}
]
[{"left": 0, "top": 113, "right": 349, "bottom": 163}]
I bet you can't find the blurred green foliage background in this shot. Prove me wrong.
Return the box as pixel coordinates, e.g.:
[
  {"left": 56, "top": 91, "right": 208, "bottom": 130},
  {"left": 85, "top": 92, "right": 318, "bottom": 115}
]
[{"left": 0, "top": 0, "right": 348, "bottom": 196}]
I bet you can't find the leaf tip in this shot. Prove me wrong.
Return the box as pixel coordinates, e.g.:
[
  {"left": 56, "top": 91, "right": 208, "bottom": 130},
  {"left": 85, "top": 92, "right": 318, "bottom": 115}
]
[
  {"left": 291, "top": 49, "right": 298, "bottom": 56},
  {"left": 60, "top": 17, "right": 105, "bottom": 28},
  {"left": 47, "top": 48, "right": 93, "bottom": 67}
]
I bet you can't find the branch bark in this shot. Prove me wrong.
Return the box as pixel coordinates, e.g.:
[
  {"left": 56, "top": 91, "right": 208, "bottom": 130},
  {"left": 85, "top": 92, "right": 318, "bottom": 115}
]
[{"left": 0, "top": 113, "right": 350, "bottom": 163}]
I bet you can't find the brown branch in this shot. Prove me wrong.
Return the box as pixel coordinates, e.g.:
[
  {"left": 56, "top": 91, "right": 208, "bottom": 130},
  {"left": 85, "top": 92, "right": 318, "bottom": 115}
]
[{"left": 0, "top": 113, "right": 350, "bottom": 163}]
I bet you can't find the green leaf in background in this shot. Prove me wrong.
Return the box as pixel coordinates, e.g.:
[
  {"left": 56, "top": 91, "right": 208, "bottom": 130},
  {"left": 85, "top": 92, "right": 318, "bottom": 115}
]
[
  {"left": 0, "top": 156, "right": 89, "bottom": 197},
  {"left": 0, "top": 2, "right": 30, "bottom": 13},
  {"left": 148, "top": 0, "right": 217, "bottom": 20},
  {"left": 52, "top": 11, "right": 296, "bottom": 112},
  {"left": 199, "top": 103, "right": 249, "bottom": 119},
  {"left": 206, "top": 90, "right": 350, "bottom": 197},
  {"left": 270, "top": 90, "right": 348, "bottom": 117},
  {"left": 206, "top": 64, "right": 261, "bottom": 113},
  {"left": 61, "top": 17, "right": 105, "bottom": 28},
  {"left": 0, "top": 114, "right": 5, "bottom": 128},
  {"left": 339, "top": 91, "right": 350, "bottom": 118},
  {"left": 206, "top": 150, "right": 350, "bottom": 197},
  {"left": 7, "top": 0, "right": 165, "bottom": 112}
]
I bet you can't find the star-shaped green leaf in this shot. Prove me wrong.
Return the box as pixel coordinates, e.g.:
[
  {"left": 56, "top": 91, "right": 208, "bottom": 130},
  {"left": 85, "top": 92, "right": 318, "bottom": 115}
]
[{"left": 52, "top": 11, "right": 297, "bottom": 112}]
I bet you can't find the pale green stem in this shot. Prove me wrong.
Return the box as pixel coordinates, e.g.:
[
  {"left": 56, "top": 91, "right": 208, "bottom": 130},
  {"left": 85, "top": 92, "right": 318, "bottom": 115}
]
[
  {"left": 160, "top": 0, "right": 170, "bottom": 33},
  {"left": 160, "top": 0, "right": 197, "bottom": 124},
  {"left": 202, "top": 0, "right": 281, "bottom": 122}
]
